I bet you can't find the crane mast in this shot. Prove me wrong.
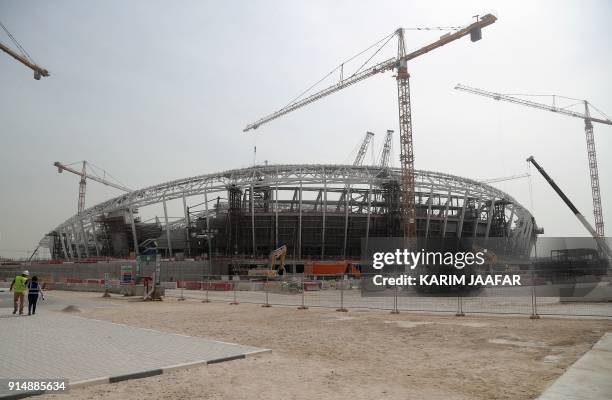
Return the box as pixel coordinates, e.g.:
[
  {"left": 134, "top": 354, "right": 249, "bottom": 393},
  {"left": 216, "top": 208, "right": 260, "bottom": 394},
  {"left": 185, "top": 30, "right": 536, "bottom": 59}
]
[
  {"left": 379, "top": 130, "right": 394, "bottom": 168},
  {"left": 341, "top": 132, "right": 376, "bottom": 205},
  {"left": 455, "top": 84, "right": 611, "bottom": 236},
  {"left": 54, "top": 161, "right": 132, "bottom": 213},
  {"left": 244, "top": 14, "right": 497, "bottom": 240},
  {"left": 396, "top": 28, "right": 416, "bottom": 237},
  {"left": 583, "top": 101, "right": 605, "bottom": 237},
  {"left": 78, "top": 161, "right": 87, "bottom": 213},
  {"left": 353, "top": 131, "right": 375, "bottom": 166}
]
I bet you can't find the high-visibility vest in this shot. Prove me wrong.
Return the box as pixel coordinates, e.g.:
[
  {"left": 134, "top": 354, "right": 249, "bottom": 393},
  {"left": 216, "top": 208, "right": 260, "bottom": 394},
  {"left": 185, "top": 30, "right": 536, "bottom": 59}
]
[
  {"left": 27, "top": 281, "right": 41, "bottom": 294},
  {"left": 13, "top": 276, "right": 27, "bottom": 293}
]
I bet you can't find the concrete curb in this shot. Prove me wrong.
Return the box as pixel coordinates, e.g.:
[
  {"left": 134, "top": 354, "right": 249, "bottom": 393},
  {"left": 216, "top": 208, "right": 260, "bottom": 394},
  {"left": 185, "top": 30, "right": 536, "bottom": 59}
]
[
  {"left": 161, "top": 359, "right": 209, "bottom": 373},
  {"left": 70, "top": 377, "right": 111, "bottom": 389},
  {"left": 0, "top": 348, "right": 270, "bottom": 400},
  {"left": 108, "top": 369, "right": 163, "bottom": 383}
]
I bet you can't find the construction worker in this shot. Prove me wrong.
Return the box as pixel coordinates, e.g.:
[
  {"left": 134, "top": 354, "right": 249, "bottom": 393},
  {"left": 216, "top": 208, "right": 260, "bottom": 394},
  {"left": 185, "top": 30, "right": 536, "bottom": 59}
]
[
  {"left": 9, "top": 270, "right": 29, "bottom": 315},
  {"left": 27, "top": 276, "right": 44, "bottom": 315}
]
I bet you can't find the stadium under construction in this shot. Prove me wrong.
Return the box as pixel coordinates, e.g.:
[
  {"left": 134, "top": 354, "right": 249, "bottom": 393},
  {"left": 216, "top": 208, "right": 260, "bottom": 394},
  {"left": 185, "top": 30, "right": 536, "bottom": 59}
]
[
  {"left": 39, "top": 15, "right": 546, "bottom": 271},
  {"left": 43, "top": 164, "right": 537, "bottom": 272}
]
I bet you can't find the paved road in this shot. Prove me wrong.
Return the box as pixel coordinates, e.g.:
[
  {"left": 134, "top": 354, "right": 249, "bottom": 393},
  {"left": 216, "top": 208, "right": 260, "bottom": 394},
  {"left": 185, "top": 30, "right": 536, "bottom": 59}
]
[{"left": 0, "top": 296, "right": 268, "bottom": 397}]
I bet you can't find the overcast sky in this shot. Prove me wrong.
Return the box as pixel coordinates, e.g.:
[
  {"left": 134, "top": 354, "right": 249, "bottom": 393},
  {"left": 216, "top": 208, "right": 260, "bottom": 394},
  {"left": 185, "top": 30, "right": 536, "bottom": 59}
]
[{"left": 1, "top": 0, "right": 611, "bottom": 258}]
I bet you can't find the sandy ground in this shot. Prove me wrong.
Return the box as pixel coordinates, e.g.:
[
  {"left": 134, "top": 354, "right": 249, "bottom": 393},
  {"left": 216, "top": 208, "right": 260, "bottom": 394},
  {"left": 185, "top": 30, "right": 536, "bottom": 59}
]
[{"left": 37, "top": 291, "right": 612, "bottom": 400}]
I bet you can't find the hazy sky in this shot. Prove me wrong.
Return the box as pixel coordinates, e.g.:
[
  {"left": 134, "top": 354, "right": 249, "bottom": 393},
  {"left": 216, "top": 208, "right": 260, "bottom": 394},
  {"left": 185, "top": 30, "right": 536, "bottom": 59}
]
[{"left": 1, "top": 1, "right": 611, "bottom": 258}]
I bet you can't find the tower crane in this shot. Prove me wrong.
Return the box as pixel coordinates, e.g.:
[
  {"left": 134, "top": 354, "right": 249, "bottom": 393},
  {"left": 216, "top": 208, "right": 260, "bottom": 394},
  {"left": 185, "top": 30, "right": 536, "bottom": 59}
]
[
  {"left": 379, "top": 130, "right": 394, "bottom": 168},
  {"left": 353, "top": 131, "right": 375, "bottom": 166},
  {"left": 456, "top": 84, "right": 612, "bottom": 237},
  {"left": 0, "top": 20, "right": 49, "bottom": 79},
  {"left": 244, "top": 14, "right": 497, "bottom": 239},
  {"left": 339, "top": 132, "right": 376, "bottom": 205},
  {"left": 54, "top": 161, "right": 132, "bottom": 213}
]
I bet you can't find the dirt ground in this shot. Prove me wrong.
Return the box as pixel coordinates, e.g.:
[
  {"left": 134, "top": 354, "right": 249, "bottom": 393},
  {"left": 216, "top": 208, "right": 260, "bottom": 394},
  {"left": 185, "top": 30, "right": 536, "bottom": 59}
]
[{"left": 40, "top": 291, "right": 612, "bottom": 400}]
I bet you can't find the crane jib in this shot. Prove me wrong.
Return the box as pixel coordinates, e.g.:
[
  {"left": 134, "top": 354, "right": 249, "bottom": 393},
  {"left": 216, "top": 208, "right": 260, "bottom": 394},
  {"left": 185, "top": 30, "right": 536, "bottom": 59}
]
[{"left": 243, "top": 14, "right": 497, "bottom": 132}]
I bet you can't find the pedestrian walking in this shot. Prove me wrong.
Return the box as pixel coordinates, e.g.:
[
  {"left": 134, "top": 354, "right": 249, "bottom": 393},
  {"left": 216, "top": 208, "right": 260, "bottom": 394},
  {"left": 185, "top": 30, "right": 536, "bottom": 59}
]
[
  {"left": 9, "top": 270, "right": 29, "bottom": 315},
  {"left": 27, "top": 276, "right": 44, "bottom": 315}
]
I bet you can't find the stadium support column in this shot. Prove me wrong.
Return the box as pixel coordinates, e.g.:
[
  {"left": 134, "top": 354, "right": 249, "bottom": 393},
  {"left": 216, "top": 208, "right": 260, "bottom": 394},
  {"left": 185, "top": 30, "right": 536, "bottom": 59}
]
[
  {"left": 457, "top": 191, "right": 469, "bottom": 239},
  {"left": 506, "top": 205, "right": 515, "bottom": 237},
  {"left": 505, "top": 204, "right": 515, "bottom": 251},
  {"left": 425, "top": 187, "right": 433, "bottom": 238},
  {"left": 321, "top": 170, "right": 327, "bottom": 258},
  {"left": 473, "top": 199, "right": 483, "bottom": 239},
  {"left": 442, "top": 189, "right": 451, "bottom": 238},
  {"left": 365, "top": 183, "right": 372, "bottom": 254},
  {"left": 298, "top": 181, "right": 303, "bottom": 258},
  {"left": 60, "top": 229, "right": 70, "bottom": 260},
  {"left": 182, "top": 196, "right": 191, "bottom": 257},
  {"left": 70, "top": 225, "right": 81, "bottom": 259},
  {"left": 163, "top": 195, "right": 172, "bottom": 258},
  {"left": 129, "top": 207, "right": 139, "bottom": 257},
  {"left": 204, "top": 190, "right": 211, "bottom": 273},
  {"left": 275, "top": 180, "right": 279, "bottom": 248},
  {"left": 522, "top": 217, "right": 533, "bottom": 255},
  {"left": 343, "top": 185, "right": 350, "bottom": 258},
  {"left": 89, "top": 216, "right": 100, "bottom": 256},
  {"left": 251, "top": 183, "right": 256, "bottom": 257},
  {"left": 68, "top": 228, "right": 76, "bottom": 259},
  {"left": 485, "top": 199, "right": 496, "bottom": 240},
  {"left": 79, "top": 220, "right": 89, "bottom": 258}
]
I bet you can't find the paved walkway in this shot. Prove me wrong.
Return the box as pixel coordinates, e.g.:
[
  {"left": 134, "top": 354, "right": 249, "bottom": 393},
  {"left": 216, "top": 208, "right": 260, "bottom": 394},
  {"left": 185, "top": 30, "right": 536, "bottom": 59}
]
[
  {"left": 0, "top": 309, "right": 268, "bottom": 397},
  {"left": 538, "top": 332, "right": 612, "bottom": 399}
]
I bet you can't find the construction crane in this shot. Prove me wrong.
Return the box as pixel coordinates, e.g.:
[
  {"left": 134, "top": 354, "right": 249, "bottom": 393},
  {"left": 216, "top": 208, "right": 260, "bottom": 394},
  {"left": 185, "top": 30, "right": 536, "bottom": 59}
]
[
  {"left": 353, "top": 131, "right": 375, "bottom": 166},
  {"left": 527, "top": 156, "right": 611, "bottom": 260},
  {"left": 0, "top": 20, "right": 49, "bottom": 79},
  {"left": 379, "top": 130, "right": 394, "bottom": 168},
  {"left": 244, "top": 14, "right": 497, "bottom": 239},
  {"left": 455, "top": 84, "right": 612, "bottom": 237},
  {"left": 54, "top": 161, "right": 132, "bottom": 213}
]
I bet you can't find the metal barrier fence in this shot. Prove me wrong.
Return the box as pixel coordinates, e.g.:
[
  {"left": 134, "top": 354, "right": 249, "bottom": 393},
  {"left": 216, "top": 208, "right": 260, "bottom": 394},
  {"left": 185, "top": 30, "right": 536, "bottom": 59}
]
[
  {"left": 2, "top": 267, "right": 611, "bottom": 318},
  {"left": 162, "top": 272, "right": 612, "bottom": 318}
]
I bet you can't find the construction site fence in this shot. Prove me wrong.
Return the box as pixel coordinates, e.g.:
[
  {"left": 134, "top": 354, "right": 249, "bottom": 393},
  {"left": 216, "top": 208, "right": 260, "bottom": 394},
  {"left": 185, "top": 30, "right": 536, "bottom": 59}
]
[
  {"left": 163, "top": 273, "right": 612, "bottom": 318},
  {"left": 1, "top": 268, "right": 610, "bottom": 318}
]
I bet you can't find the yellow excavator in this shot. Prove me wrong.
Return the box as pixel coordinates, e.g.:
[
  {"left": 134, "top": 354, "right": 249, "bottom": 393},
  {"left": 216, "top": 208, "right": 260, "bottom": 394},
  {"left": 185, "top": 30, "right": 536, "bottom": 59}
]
[{"left": 248, "top": 245, "right": 287, "bottom": 278}]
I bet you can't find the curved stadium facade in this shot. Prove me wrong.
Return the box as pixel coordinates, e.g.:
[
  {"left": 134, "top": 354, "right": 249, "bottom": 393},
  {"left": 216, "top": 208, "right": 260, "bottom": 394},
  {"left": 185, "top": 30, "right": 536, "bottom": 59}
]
[{"left": 45, "top": 164, "right": 537, "bottom": 261}]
